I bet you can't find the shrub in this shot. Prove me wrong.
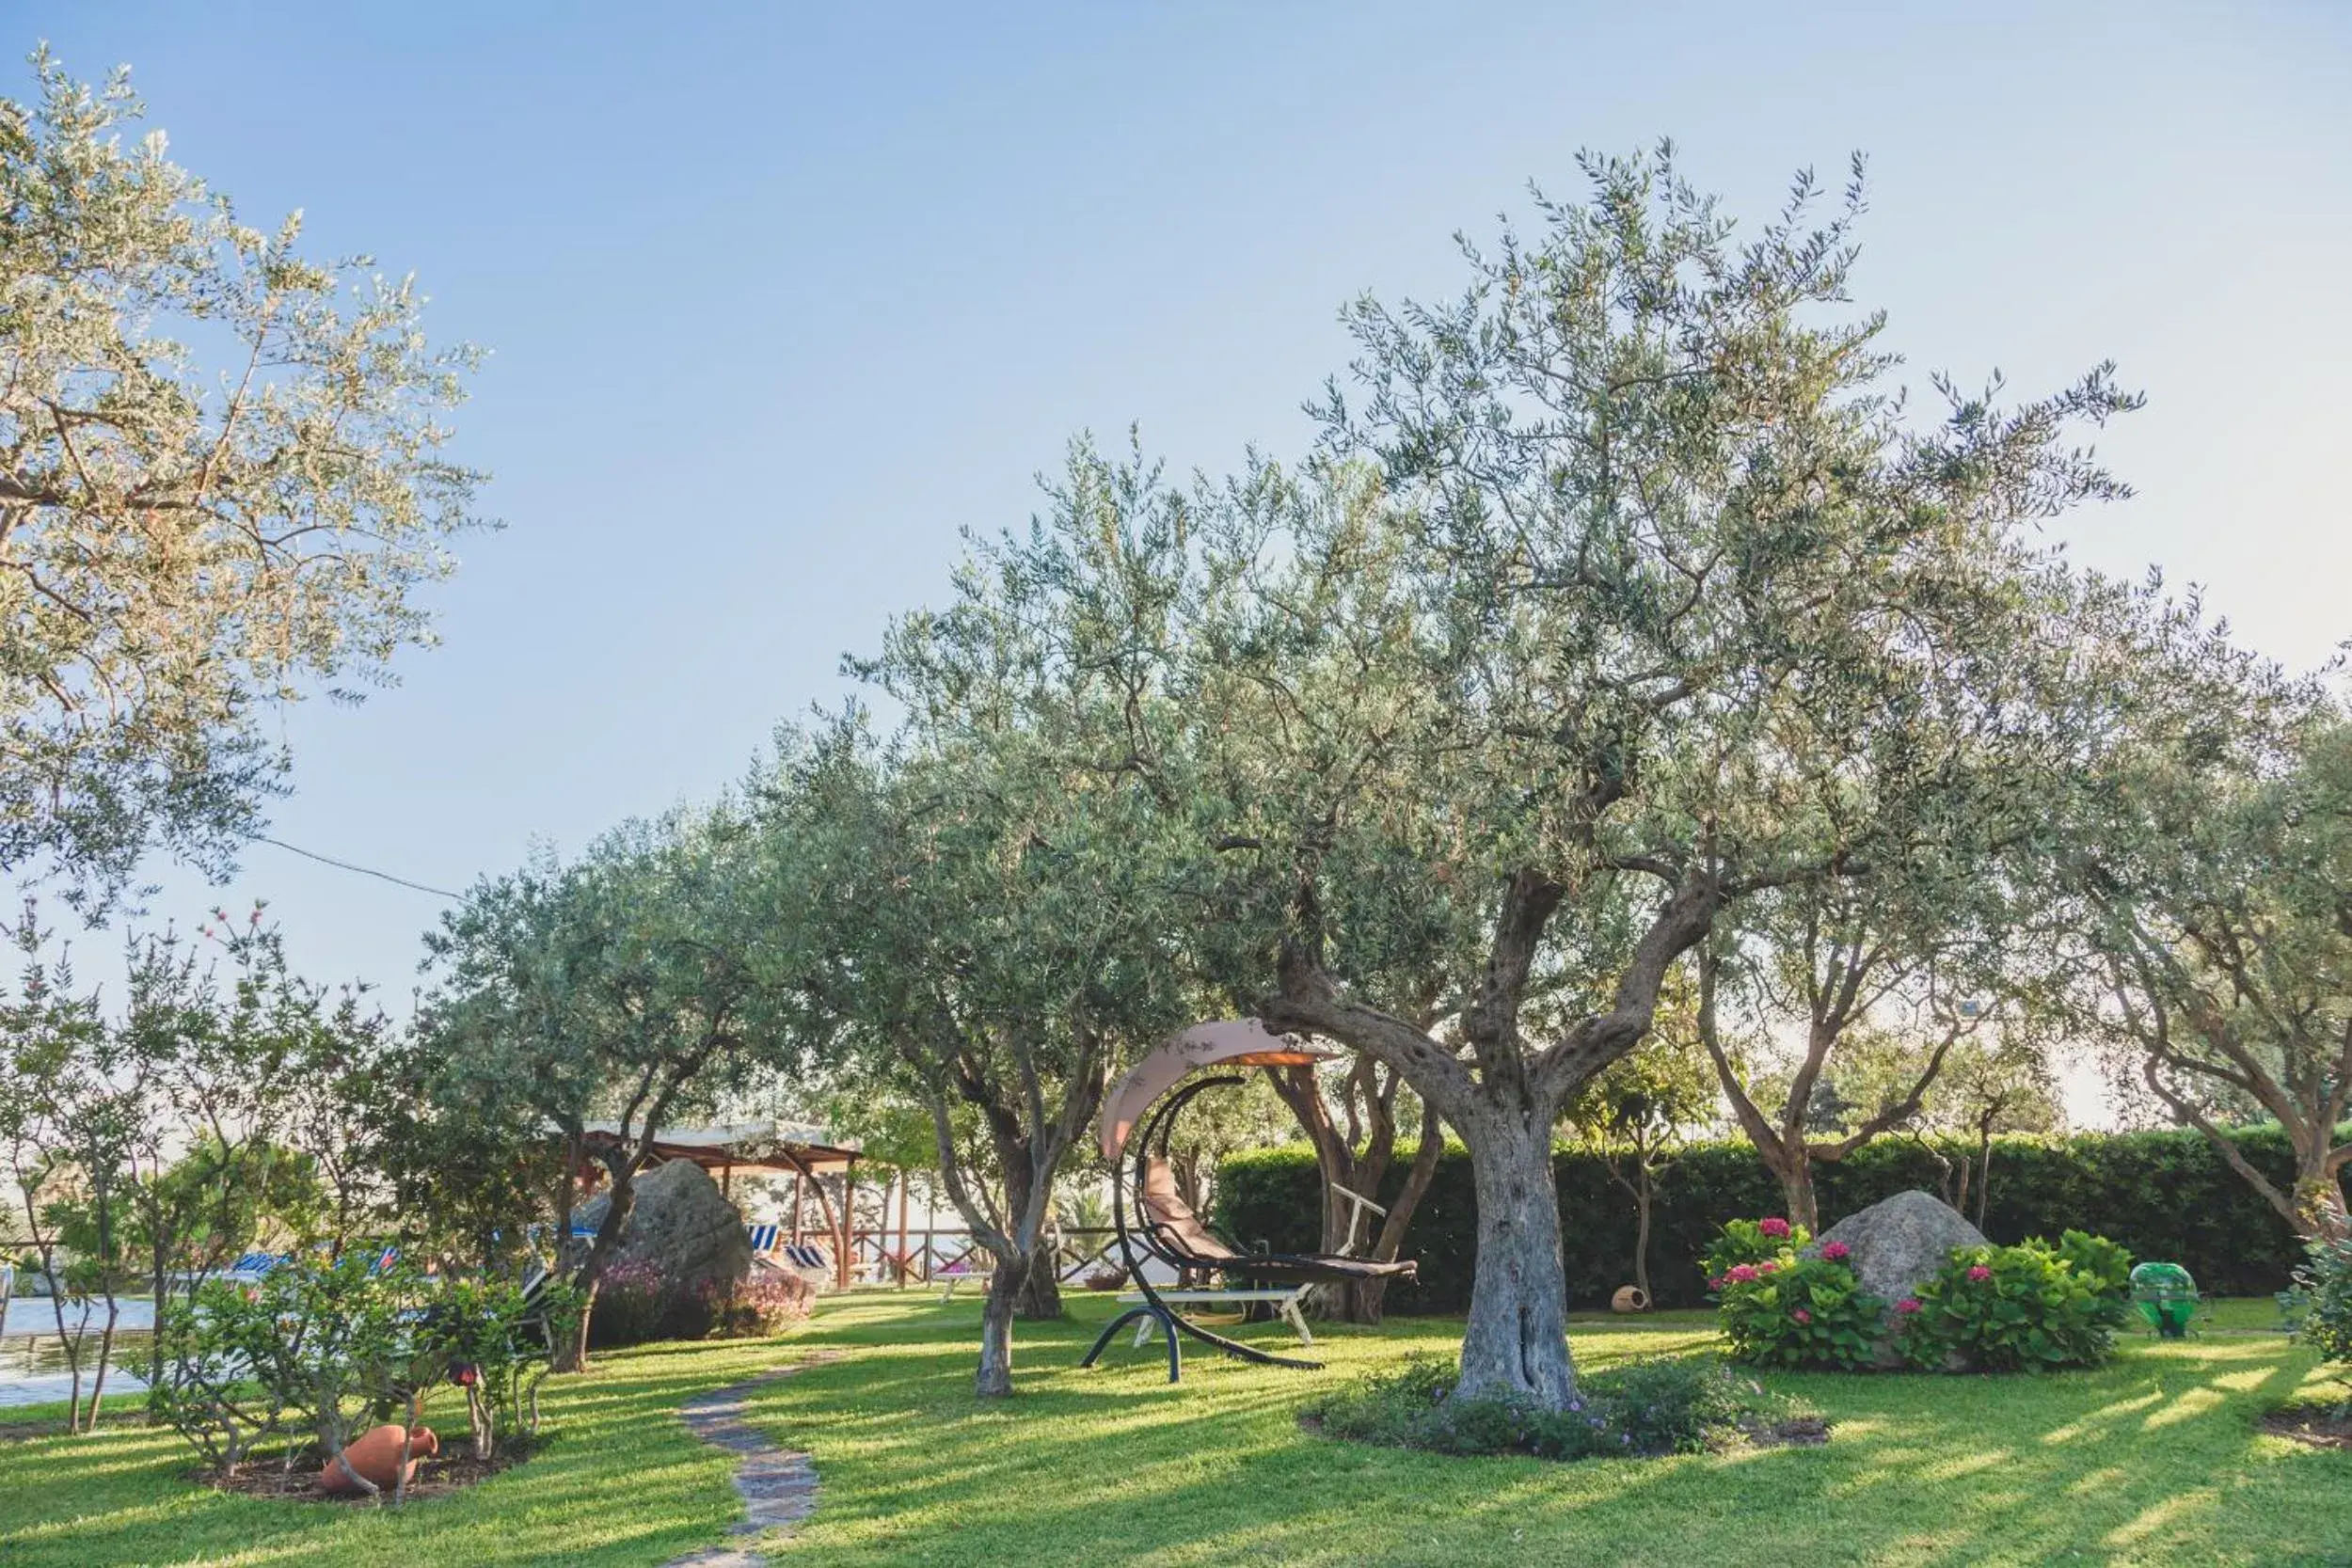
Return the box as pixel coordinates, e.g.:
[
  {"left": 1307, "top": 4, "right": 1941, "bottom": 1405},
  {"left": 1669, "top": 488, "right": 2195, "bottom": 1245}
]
[
  {"left": 1714, "top": 1250, "right": 1884, "bottom": 1370},
  {"left": 1897, "top": 1240, "right": 2122, "bottom": 1371},
  {"left": 590, "top": 1261, "right": 813, "bottom": 1346},
  {"left": 1302, "top": 1353, "right": 1805, "bottom": 1461},
  {"left": 584, "top": 1259, "right": 674, "bottom": 1348},
  {"left": 1703, "top": 1216, "right": 1809, "bottom": 1278},
  {"left": 2052, "top": 1228, "right": 2134, "bottom": 1305},
  {"left": 1218, "top": 1122, "right": 2348, "bottom": 1311},
  {"left": 2290, "top": 1234, "right": 2352, "bottom": 1408},
  {"left": 425, "top": 1274, "right": 577, "bottom": 1461},
  {"left": 701, "top": 1271, "right": 815, "bottom": 1338},
  {"left": 148, "top": 1255, "right": 568, "bottom": 1481}
]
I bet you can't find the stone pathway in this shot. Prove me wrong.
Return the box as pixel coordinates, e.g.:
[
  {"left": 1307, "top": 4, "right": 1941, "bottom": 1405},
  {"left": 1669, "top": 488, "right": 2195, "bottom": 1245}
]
[{"left": 665, "top": 1354, "right": 841, "bottom": 1568}]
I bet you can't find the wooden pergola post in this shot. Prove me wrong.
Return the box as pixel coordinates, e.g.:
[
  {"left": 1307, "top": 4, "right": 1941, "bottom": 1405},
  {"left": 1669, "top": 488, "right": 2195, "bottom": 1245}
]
[
  {"left": 789, "top": 1172, "right": 803, "bottom": 1245},
  {"left": 895, "top": 1168, "right": 911, "bottom": 1288},
  {"left": 836, "top": 1157, "right": 857, "bottom": 1291}
]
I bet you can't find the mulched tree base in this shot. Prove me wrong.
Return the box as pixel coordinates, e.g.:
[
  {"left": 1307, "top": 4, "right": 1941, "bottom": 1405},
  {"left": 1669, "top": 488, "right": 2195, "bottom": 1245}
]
[
  {"left": 2263, "top": 1402, "right": 2352, "bottom": 1452},
  {"left": 1742, "top": 1415, "right": 1831, "bottom": 1449},
  {"left": 1299, "top": 1412, "right": 1831, "bottom": 1459},
  {"left": 202, "top": 1437, "right": 536, "bottom": 1505}
]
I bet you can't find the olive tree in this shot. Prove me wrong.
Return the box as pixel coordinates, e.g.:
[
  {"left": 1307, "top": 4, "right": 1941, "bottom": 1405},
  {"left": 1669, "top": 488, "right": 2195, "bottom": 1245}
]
[
  {"left": 0, "top": 50, "right": 484, "bottom": 910},
  {"left": 2068, "top": 710, "right": 2352, "bottom": 1241},
  {"left": 1692, "top": 872, "right": 2012, "bottom": 1233},
  {"left": 1174, "top": 149, "right": 2135, "bottom": 1408},
  {"left": 424, "top": 806, "right": 806, "bottom": 1370}
]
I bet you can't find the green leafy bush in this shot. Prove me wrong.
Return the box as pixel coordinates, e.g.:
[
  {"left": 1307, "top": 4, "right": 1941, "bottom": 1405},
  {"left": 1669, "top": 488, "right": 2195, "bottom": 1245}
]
[
  {"left": 149, "top": 1255, "right": 570, "bottom": 1481},
  {"left": 2053, "top": 1228, "right": 2134, "bottom": 1305},
  {"left": 1302, "top": 1353, "right": 1805, "bottom": 1461},
  {"left": 2289, "top": 1235, "right": 2352, "bottom": 1406},
  {"left": 1219, "top": 1122, "right": 2344, "bottom": 1311},
  {"left": 1897, "top": 1240, "right": 2123, "bottom": 1371},
  {"left": 1714, "top": 1248, "right": 1884, "bottom": 1370},
  {"left": 428, "top": 1273, "right": 578, "bottom": 1460}
]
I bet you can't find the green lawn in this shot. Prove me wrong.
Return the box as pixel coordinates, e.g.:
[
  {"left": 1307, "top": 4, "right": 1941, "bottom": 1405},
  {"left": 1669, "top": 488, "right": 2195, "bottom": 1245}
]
[{"left": 3, "top": 1291, "right": 2346, "bottom": 1566}]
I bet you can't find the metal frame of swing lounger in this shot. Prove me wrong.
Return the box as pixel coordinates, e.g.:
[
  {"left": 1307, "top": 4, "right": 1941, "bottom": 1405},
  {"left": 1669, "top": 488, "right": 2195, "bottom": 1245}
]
[{"left": 1080, "top": 1074, "right": 1417, "bottom": 1383}]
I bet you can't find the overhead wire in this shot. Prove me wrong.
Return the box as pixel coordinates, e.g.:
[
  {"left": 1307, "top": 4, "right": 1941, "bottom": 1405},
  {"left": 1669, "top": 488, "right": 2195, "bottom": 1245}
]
[{"left": 253, "top": 835, "right": 464, "bottom": 899}]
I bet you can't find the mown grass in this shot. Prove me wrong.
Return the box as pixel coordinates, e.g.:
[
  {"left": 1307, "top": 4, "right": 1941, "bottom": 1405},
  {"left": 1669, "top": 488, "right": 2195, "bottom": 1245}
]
[{"left": 2, "top": 1291, "right": 2346, "bottom": 1565}]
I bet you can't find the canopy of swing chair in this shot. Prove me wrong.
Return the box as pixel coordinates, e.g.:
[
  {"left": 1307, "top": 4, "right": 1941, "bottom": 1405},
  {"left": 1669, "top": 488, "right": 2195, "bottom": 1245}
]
[{"left": 1099, "top": 1018, "right": 1336, "bottom": 1162}]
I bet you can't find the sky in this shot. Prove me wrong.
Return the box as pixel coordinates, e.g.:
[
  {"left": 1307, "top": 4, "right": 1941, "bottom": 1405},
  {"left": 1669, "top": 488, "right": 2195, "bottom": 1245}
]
[{"left": 9, "top": 2, "right": 2350, "bottom": 1122}]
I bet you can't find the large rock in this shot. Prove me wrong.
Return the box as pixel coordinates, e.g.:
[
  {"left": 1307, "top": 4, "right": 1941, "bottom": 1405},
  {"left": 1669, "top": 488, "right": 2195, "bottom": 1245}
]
[
  {"left": 1804, "top": 1190, "right": 1988, "bottom": 1306},
  {"left": 574, "top": 1159, "right": 752, "bottom": 1293}
]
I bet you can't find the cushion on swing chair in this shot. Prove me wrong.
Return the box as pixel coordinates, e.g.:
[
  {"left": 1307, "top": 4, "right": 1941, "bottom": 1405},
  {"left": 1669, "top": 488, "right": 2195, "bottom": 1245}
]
[{"left": 1138, "top": 1158, "right": 1418, "bottom": 1282}]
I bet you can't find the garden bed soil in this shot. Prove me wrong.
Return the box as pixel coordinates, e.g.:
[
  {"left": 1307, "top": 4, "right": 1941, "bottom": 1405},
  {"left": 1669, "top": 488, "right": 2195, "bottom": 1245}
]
[
  {"left": 203, "top": 1437, "right": 533, "bottom": 1504},
  {"left": 2262, "top": 1403, "right": 2352, "bottom": 1452}
]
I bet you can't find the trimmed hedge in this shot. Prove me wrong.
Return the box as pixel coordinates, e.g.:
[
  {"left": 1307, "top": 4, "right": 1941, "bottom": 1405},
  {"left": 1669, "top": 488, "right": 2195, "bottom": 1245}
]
[{"left": 1216, "top": 1124, "right": 2346, "bottom": 1313}]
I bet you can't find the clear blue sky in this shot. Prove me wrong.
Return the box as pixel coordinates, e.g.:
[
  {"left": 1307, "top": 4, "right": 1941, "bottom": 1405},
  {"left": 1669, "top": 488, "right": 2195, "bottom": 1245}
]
[{"left": 17, "top": 1, "right": 2350, "bottom": 1014}]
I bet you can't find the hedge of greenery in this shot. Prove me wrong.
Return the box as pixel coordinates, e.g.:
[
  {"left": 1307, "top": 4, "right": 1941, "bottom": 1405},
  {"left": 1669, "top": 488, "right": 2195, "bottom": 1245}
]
[{"left": 1216, "top": 1124, "right": 2348, "bottom": 1312}]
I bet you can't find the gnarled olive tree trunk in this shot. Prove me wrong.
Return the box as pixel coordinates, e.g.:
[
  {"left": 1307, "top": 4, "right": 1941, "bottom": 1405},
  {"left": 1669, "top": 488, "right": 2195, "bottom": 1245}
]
[
  {"left": 1454, "top": 1111, "right": 1572, "bottom": 1406},
  {"left": 1264, "top": 872, "right": 1724, "bottom": 1409}
]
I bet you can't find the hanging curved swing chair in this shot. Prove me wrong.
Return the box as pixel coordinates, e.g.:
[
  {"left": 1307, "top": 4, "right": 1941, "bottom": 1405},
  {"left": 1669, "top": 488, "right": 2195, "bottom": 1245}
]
[{"left": 1079, "top": 1019, "right": 1420, "bottom": 1383}]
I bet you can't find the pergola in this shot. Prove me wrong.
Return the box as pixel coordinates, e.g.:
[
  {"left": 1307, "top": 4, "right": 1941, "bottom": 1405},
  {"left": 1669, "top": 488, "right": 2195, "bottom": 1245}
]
[{"left": 575, "top": 1119, "right": 864, "bottom": 1290}]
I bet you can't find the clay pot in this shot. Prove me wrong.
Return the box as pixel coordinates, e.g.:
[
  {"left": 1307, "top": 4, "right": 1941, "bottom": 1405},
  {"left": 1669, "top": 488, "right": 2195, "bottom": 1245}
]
[
  {"left": 1611, "top": 1285, "right": 1649, "bottom": 1313},
  {"left": 320, "top": 1424, "right": 439, "bottom": 1494}
]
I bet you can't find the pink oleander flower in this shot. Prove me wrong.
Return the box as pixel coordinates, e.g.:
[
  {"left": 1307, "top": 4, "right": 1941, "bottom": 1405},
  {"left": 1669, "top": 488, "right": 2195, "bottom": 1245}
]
[
  {"left": 1727, "top": 1263, "right": 1760, "bottom": 1284},
  {"left": 1967, "top": 1264, "right": 1993, "bottom": 1282},
  {"left": 1757, "top": 1259, "right": 1778, "bottom": 1274},
  {"left": 1820, "top": 1241, "right": 1851, "bottom": 1261},
  {"left": 1791, "top": 1307, "right": 1812, "bottom": 1323},
  {"left": 1758, "top": 1217, "right": 1791, "bottom": 1239},
  {"left": 1897, "top": 1297, "right": 1924, "bottom": 1315}
]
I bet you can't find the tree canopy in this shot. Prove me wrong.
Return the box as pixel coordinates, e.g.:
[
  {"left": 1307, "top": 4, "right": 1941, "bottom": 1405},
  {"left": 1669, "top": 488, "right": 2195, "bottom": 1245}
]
[{"left": 0, "top": 51, "right": 484, "bottom": 910}]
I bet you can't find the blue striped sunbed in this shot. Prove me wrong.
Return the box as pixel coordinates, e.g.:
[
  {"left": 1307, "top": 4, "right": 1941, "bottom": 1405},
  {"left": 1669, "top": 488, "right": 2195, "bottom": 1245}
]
[{"left": 745, "top": 1222, "right": 783, "bottom": 1255}]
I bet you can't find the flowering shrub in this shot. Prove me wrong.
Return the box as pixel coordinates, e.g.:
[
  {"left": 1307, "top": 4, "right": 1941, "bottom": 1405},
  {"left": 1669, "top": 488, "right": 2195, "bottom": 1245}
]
[
  {"left": 701, "top": 1270, "right": 815, "bottom": 1338},
  {"left": 585, "top": 1259, "right": 674, "bottom": 1348},
  {"left": 1714, "top": 1252, "right": 1885, "bottom": 1370},
  {"left": 1703, "top": 1217, "right": 1811, "bottom": 1278},
  {"left": 590, "top": 1260, "right": 813, "bottom": 1346},
  {"left": 1301, "top": 1354, "right": 1808, "bottom": 1461},
  {"left": 1896, "top": 1239, "right": 2125, "bottom": 1371}
]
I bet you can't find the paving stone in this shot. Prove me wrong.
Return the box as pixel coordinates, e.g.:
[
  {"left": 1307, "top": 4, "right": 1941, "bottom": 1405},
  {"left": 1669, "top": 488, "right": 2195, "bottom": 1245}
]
[{"left": 660, "top": 1353, "right": 843, "bottom": 1568}]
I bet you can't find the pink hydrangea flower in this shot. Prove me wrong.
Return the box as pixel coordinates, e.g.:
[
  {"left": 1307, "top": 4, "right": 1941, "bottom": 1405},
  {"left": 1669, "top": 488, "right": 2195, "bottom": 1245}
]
[
  {"left": 1758, "top": 1217, "right": 1791, "bottom": 1239},
  {"left": 1792, "top": 1307, "right": 1812, "bottom": 1323},
  {"left": 1967, "top": 1264, "right": 1993, "bottom": 1282},
  {"left": 1820, "top": 1242, "right": 1851, "bottom": 1261},
  {"left": 1727, "top": 1263, "right": 1760, "bottom": 1284},
  {"left": 1757, "top": 1259, "right": 1778, "bottom": 1274},
  {"left": 1896, "top": 1297, "right": 1924, "bottom": 1315}
]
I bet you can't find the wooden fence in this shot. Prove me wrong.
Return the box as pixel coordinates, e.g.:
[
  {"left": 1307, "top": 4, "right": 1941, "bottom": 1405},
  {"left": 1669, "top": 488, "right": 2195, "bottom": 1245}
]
[{"left": 835, "top": 1226, "right": 1127, "bottom": 1288}]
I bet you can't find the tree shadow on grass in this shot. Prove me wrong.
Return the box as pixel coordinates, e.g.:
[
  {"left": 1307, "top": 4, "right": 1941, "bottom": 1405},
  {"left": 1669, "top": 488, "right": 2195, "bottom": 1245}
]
[{"left": 747, "top": 1308, "right": 2352, "bottom": 1568}]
